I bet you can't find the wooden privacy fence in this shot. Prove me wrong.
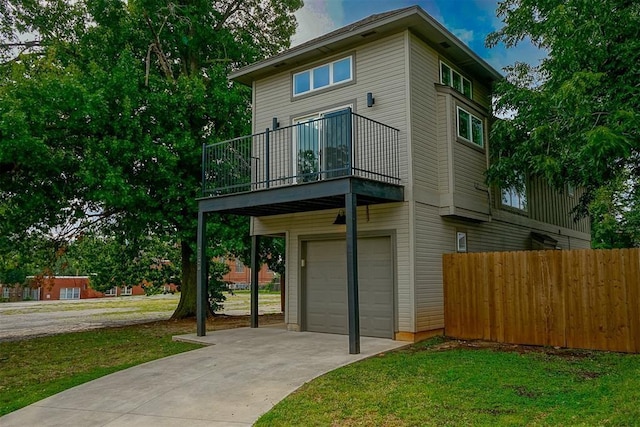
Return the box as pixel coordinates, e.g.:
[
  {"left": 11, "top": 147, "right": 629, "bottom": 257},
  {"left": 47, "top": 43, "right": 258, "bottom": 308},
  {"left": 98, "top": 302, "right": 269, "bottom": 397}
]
[{"left": 443, "top": 249, "right": 640, "bottom": 353}]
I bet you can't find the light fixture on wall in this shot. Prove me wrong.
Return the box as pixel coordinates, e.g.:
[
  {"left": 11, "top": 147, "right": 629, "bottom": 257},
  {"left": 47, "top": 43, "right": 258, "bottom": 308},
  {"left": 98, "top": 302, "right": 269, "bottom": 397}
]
[
  {"left": 366, "top": 92, "right": 375, "bottom": 108},
  {"left": 333, "top": 210, "right": 346, "bottom": 225},
  {"left": 272, "top": 117, "right": 279, "bottom": 129}
]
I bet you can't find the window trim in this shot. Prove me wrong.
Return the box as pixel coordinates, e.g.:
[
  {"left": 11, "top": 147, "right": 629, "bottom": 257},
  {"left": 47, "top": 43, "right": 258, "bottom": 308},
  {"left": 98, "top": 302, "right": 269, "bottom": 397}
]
[
  {"left": 501, "top": 181, "right": 528, "bottom": 212},
  {"left": 440, "top": 61, "right": 472, "bottom": 99},
  {"left": 235, "top": 259, "right": 245, "bottom": 273},
  {"left": 293, "top": 56, "right": 353, "bottom": 97},
  {"left": 121, "top": 286, "right": 132, "bottom": 296},
  {"left": 456, "top": 231, "right": 468, "bottom": 253},
  {"left": 456, "top": 106, "right": 484, "bottom": 147},
  {"left": 291, "top": 104, "right": 354, "bottom": 181},
  {"left": 60, "top": 287, "right": 80, "bottom": 300}
]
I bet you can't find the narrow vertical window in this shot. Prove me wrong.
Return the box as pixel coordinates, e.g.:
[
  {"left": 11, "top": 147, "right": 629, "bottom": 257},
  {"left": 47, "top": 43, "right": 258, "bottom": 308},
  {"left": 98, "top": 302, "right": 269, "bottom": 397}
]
[{"left": 457, "top": 232, "right": 468, "bottom": 252}]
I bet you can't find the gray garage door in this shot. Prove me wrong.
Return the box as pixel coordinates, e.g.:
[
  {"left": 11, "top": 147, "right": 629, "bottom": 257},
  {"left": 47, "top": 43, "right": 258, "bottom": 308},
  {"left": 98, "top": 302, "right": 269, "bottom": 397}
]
[{"left": 305, "top": 237, "right": 394, "bottom": 338}]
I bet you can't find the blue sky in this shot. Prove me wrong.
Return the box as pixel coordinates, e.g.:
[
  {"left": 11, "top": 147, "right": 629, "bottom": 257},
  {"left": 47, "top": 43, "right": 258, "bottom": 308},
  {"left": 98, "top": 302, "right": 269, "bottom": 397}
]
[{"left": 292, "top": 0, "right": 544, "bottom": 74}]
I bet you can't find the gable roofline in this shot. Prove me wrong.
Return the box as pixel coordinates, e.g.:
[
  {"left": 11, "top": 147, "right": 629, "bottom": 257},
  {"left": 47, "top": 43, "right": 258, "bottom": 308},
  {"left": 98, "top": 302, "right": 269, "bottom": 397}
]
[{"left": 230, "top": 5, "right": 503, "bottom": 86}]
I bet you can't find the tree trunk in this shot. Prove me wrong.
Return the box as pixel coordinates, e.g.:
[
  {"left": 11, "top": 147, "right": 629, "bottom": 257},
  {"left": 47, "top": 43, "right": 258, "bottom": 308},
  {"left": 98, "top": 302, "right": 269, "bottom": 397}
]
[{"left": 171, "top": 241, "right": 198, "bottom": 319}]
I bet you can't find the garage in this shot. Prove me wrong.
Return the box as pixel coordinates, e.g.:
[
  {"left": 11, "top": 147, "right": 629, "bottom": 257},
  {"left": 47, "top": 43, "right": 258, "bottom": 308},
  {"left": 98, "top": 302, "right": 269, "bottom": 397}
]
[{"left": 304, "top": 236, "right": 394, "bottom": 338}]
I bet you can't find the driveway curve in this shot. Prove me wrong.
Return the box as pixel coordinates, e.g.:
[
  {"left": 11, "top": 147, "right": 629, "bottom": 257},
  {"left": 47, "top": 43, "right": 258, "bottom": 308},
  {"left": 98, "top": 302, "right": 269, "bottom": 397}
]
[{"left": 0, "top": 325, "right": 406, "bottom": 426}]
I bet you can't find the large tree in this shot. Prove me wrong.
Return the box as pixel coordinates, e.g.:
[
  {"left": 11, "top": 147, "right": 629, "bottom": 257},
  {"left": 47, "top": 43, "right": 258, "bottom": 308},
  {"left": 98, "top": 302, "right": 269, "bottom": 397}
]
[
  {"left": 486, "top": 0, "right": 640, "bottom": 246},
  {"left": 0, "top": 0, "right": 302, "bottom": 316}
]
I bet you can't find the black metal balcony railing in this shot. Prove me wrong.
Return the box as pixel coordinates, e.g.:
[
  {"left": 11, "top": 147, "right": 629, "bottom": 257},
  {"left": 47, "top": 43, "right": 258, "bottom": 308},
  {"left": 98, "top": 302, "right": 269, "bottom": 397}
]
[{"left": 202, "top": 108, "right": 400, "bottom": 196}]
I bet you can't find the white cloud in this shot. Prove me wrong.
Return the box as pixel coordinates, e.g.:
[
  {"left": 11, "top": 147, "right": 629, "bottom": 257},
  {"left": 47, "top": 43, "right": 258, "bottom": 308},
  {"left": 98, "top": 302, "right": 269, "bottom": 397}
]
[
  {"left": 292, "top": 0, "right": 341, "bottom": 46},
  {"left": 452, "top": 28, "right": 474, "bottom": 45}
]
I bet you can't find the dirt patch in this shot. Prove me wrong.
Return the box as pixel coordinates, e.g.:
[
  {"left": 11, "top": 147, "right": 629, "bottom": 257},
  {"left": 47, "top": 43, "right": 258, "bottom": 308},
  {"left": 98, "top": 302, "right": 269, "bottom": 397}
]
[
  {"left": 119, "top": 313, "right": 285, "bottom": 336},
  {"left": 431, "top": 337, "right": 597, "bottom": 358}
]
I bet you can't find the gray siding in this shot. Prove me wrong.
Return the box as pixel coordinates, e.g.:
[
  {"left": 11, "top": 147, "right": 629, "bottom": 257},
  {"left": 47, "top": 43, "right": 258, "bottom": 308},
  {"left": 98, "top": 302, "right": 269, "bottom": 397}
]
[
  {"left": 408, "top": 34, "right": 439, "bottom": 193},
  {"left": 413, "top": 201, "right": 591, "bottom": 332},
  {"left": 527, "top": 176, "right": 590, "bottom": 234},
  {"left": 253, "top": 32, "right": 410, "bottom": 185},
  {"left": 251, "top": 202, "right": 414, "bottom": 333}
]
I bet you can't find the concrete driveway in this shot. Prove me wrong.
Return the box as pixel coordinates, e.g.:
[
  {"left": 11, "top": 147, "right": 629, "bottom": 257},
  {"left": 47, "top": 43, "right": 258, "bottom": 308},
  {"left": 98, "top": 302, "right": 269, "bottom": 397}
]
[{"left": 0, "top": 325, "right": 406, "bottom": 426}]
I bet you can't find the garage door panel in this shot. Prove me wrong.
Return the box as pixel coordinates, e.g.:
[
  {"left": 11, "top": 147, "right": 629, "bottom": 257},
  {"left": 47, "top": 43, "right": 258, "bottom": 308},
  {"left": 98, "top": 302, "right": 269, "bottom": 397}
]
[{"left": 305, "top": 237, "right": 393, "bottom": 339}]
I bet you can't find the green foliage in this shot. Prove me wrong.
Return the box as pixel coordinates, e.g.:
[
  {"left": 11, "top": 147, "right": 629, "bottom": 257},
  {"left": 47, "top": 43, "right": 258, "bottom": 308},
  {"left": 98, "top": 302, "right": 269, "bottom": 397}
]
[
  {"left": 257, "top": 340, "right": 640, "bottom": 426},
  {"left": 486, "top": 0, "right": 640, "bottom": 247},
  {"left": 207, "top": 260, "right": 229, "bottom": 313},
  {"left": 0, "top": 0, "right": 301, "bottom": 316}
]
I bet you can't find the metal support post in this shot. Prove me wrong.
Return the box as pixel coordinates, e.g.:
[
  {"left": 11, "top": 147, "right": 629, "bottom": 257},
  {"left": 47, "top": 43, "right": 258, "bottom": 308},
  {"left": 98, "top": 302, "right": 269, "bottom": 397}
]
[
  {"left": 196, "top": 209, "right": 208, "bottom": 336},
  {"left": 345, "top": 192, "right": 360, "bottom": 354},
  {"left": 251, "top": 235, "right": 260, "bottom": 328}
]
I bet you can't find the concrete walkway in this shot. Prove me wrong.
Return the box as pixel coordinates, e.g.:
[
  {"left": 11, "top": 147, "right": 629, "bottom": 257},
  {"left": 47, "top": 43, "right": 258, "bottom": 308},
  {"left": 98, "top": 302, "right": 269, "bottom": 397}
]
[{"left": 1, "top": 325, "right": 406, "bottom": 426}]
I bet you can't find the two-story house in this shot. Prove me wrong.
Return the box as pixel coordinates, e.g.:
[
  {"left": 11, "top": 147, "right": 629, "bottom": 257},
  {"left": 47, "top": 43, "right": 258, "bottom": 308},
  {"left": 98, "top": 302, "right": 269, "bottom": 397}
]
[{"left": 195, "top": 6, "right": 591, "bottom": 353}]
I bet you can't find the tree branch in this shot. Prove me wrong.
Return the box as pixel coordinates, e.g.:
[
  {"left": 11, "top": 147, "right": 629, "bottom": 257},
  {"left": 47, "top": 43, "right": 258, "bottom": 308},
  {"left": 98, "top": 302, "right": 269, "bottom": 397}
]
[
  {"left": 214, "top": 0, "right": 244, "bottom": 31},
  {"left": 143, "top": 11, "right": 175, "bottom": 82}
]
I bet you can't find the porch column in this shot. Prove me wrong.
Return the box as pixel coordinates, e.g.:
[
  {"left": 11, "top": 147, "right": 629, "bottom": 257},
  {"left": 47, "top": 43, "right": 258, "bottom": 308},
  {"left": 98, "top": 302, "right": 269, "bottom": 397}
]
[
  {"left": 196, "top": 209, "right": 208, "bottom": 336},
  {"left": 251, "top": 235, "right": 260, "bottom": 328},
  {"left": 345, "top": 192, "right": 360, "bottom": 354}
]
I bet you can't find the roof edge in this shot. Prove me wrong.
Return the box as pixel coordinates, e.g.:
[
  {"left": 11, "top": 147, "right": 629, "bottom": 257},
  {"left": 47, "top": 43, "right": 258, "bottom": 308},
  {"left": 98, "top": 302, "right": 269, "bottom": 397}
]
[{"left": 230, "top": 5, "right": 502, "bottom": 84}]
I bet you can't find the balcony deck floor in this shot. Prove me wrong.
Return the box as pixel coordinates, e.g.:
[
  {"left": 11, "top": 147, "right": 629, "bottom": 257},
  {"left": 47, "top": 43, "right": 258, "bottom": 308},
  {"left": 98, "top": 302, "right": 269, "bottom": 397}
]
[{"left": 198, "top": 177, "right": 404, "bottom": 216}]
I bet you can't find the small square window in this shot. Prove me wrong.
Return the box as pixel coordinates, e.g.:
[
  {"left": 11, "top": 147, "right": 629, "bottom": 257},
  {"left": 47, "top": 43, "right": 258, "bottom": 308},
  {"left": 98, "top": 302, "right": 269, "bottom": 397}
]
[
  {"left": 457, "top": 107, "right": 484, "bottom": 147},
  {"left": 333, "top": 58, "right": 351, "bottom": 83},
  {"left": 313, "top": 65, "right": 330, "bottom": 89},
  {"left": 457, "top": 232, "right": 468, "bottom": 253},
  {"left": 293, "top": 72, "right": 310, "bottom": 95}
]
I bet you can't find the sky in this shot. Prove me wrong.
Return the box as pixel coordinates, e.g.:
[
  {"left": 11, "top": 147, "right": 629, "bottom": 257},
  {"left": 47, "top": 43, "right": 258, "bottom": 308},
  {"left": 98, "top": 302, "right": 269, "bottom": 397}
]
[{"left": 292, "top": 0, "right": 544, "bottom": 74}]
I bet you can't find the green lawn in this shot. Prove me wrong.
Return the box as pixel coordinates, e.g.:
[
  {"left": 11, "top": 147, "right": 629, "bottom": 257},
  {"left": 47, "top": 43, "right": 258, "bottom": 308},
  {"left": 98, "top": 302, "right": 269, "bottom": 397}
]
[
  {"left": 257, "top": 337, "right": 640, "bottom": 426},
  {"left": 0, "top": 320, "right": 202, "bottom": 416}
]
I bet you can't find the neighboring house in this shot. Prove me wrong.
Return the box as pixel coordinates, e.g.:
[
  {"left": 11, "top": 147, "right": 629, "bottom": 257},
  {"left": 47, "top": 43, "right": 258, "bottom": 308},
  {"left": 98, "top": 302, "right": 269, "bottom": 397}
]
[
  {"left": 219, "top": 257, "right": 276, "bottom": 290},
  {"left": 196, "top": 6, "right": 590, "bottom": 352},
  {"left": 22, "top": 276, "right": 145, "bottom": 300},
  {"left": 0, "top": 284, "right": 39, "bottom": 302}
]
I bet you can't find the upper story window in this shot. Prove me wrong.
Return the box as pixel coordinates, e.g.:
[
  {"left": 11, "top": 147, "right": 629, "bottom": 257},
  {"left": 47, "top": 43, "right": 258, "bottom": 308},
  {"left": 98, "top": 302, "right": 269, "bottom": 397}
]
[
  {"left": 293, "top": 56, "right": 353, "bottom": 96},
  {"left": 441, "top": 61, "right": 472, "bottom": 99},
  {"left": 502, "top": 184, "right": 528, "bottom": 211},
  {"left": 457, "top": 107, "right": 484, "bottom": 147}
]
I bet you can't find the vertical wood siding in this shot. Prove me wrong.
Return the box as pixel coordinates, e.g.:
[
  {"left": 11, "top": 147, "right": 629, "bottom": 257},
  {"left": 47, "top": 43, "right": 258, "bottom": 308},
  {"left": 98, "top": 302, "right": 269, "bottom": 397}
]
[
  {"left": 528, "top": 176, "right": 590, "bottom": 233},
  {"left": 444, "top": 249, "right": 640, "bottom": 353}
]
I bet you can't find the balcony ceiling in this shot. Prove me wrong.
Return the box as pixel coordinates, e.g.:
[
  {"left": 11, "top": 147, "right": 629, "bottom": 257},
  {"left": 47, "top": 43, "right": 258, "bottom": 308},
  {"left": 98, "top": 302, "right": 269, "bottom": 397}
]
[{"left": 197, "top": 177, "right": 404, "bottom": 217}]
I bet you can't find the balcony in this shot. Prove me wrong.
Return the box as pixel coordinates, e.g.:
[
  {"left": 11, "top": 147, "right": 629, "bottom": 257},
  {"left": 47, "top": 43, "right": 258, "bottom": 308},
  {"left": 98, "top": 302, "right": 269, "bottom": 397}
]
[{"left": 199, "top": 108, "right": 403, "bottom": 217}]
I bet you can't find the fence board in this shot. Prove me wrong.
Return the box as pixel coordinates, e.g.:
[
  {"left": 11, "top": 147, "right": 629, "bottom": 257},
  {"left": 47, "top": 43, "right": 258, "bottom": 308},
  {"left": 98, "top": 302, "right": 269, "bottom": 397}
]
[{"left": 443, "top": 248, "right": 640, "bottom": 353}]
